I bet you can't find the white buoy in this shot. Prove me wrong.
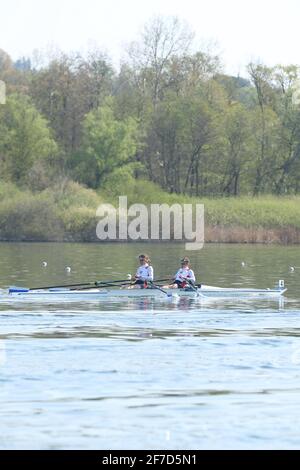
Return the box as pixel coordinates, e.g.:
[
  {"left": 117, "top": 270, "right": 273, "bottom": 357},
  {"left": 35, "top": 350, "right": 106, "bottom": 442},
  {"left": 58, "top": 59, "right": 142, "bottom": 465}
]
[
  {"left": 42, "top": 261, "right": 47, "bottom": 267},
  {"left": 241, "top": 262, "right": 246, "bottom": 267},
  {"left": 127, "top": 273, "right": 132, "bottom": 280},
  {"left": 289, "top": 266, "right": 295, "bottom": 272},
  {"left": 65, "top": 266, "right": 71, "bottom": 273}
]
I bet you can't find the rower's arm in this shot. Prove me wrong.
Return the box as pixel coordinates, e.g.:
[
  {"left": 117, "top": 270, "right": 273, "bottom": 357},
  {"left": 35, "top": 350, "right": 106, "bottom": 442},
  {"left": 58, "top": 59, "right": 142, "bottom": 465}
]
[{"left": 146, "top": 266, "right": 154, "bottom": 281}]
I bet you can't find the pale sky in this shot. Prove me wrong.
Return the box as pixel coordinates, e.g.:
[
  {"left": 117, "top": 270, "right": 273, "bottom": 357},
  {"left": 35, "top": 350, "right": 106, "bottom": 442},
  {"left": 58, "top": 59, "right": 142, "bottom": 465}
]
[{"left": 1, "top": 0, "right": 300, "bottom": 75}]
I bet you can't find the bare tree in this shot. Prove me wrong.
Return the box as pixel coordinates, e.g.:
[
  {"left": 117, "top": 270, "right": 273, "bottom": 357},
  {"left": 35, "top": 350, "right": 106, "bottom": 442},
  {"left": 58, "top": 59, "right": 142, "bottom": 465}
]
[{"left": 128, "top": 16, "right": 194, "bottom": 103}]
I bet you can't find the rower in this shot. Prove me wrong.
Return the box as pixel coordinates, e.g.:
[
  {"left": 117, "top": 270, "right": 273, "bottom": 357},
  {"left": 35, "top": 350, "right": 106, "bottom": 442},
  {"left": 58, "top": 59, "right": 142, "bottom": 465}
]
[
  {"left": 128, "top": 254, "right": 154, "bottom": 289},
  {"left": 164, "top": 257, "right": 196, "bottom": 289}
]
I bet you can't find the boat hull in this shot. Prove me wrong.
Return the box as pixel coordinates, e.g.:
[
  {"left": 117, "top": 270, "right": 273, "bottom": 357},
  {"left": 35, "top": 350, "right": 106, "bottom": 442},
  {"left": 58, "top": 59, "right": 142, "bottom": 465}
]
[{"left": 3, "top": 284, "right": 287, "bottom": 301}]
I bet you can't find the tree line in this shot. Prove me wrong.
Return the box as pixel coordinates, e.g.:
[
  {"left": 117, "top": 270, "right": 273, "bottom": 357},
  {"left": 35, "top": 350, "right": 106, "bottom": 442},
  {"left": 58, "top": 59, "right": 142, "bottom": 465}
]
[{"left": 1, "top": 16, "right": 300, "bottom": 197}]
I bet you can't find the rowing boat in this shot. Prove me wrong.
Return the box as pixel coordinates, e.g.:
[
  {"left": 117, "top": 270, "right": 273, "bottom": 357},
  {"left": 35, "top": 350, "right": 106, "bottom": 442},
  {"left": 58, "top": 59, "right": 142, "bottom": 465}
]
[{"left": 3, "top": 280, "right": 286, "bottom": 301}]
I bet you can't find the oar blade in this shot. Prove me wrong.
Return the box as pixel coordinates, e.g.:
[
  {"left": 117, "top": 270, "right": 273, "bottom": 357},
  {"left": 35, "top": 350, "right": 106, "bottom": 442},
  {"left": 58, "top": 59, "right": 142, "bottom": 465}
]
[{"left": 9, "top": 287, "right": 30, "bottom": 293}]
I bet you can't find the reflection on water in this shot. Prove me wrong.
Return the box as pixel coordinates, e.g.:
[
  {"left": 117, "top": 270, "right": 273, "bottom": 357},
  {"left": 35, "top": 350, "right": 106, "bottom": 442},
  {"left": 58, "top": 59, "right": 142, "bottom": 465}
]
[{"left": 0, "top": 242, "right": 300, "bottom": 449}]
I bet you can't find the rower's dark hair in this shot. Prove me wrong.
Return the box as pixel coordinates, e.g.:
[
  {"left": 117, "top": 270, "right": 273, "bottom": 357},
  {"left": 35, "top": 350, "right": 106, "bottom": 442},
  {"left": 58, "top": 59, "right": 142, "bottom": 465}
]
[{"left": 139, "top": 253, "right": 151, "bottom": 265}]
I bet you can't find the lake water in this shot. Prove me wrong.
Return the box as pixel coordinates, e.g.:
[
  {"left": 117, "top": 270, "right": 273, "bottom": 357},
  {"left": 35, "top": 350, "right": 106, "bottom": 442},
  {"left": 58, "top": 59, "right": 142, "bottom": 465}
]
[{"left": 0, "top": 242, "right": 299, "bottom": 450}]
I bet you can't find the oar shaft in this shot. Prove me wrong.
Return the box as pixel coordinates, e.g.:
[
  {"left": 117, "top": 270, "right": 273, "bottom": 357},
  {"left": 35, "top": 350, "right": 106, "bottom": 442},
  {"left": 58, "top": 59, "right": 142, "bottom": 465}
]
[
  {"left": 76, "top": 278, "right": 172, "bottom": 290},
  {"left": 71, "top": 282, "right": 133, "bottom": 291},
  {"left": 29, "top": 278, "right": 172, "bottom": 291},
  {"left": 149, "top": 281, "right": 170, "bottom": 296},
  {"left": 30, "top": 278, "right": 134, "bottom": 291},
  {"left": 95, "top": 279, "right": 132, "bottom": 286},
  {"left": 30, "top": 282, "right": 93, "bottom": 291}
]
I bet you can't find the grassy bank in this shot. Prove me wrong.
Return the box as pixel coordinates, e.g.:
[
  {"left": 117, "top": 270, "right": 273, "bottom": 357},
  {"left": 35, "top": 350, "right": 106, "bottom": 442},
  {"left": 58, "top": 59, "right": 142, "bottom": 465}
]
[{"left": 0, "top": 180, "right": 299, "bottom": 243}]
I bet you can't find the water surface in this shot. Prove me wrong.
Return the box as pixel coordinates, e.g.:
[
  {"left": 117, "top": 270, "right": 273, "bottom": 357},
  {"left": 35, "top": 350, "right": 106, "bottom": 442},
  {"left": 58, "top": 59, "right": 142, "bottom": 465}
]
[{"left": 0, "top": 242, "right": 299, "bottom": 449}]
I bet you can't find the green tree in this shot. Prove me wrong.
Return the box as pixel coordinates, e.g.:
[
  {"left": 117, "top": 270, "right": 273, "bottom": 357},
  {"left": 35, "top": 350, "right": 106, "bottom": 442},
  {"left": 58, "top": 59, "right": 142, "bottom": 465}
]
[
  {"left": 73, "top": 98, "right": 138, "bottom": 188},
  {"left": 271, "top": 65, "right": 300, "bottom": 194},
  {"left": 143, "top": 90, "right": 218, "bottom": 195},
  {"left": 221, "top": 103, "right": 253, "bottom": 196},
  {"left": 30, "top": 50, "right": 114, "bottom": 154},
  {"left": 0, "top": 93, "right": 57, "bottom": 184},
  {"left": 248, "top": 63, "right": 279, "bottom": 194}
]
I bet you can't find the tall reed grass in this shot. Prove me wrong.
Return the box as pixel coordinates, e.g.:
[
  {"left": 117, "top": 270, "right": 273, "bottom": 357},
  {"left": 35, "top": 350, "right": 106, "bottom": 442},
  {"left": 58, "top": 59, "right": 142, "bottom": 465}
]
[{"left": 0, "top": 179, "right": 299, "bottom": 243}]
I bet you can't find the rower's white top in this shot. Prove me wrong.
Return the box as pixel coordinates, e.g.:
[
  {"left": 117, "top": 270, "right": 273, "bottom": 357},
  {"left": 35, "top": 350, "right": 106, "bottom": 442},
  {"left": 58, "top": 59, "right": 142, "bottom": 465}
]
[
  {"left": 175, "top": 267, "right": 196, "bottom": 282},
  {"left": 135, "top": 264, "right": 154, "bottom": 281}
]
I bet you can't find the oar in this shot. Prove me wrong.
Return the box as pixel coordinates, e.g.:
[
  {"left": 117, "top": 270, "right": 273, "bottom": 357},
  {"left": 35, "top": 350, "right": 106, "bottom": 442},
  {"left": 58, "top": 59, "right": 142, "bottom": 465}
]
[
  {"left": 70, "top": 281, "right": 134, "bottom": 291},
  {"left": 80, "top": 277, "right": 172, "bottom": 291},
  {"left": 76, "top": 277, "right": 174, "bottom": 291},
  {"left": 29, "top": 281, "right": 95, "bottom": 291},
  {"left": 148, "top": 281, "right": 173, "bottom": 297},
  {"left": 185, "top": 278, "right": 203, "bottom": 297},
  {"left": 94, "top": 278, "right": 133, "bottom": 287},
  {"left": 27, "top": 276, "right": 173, "bottom": 292},
  {"left": 28, "top": 277, "right": 133, "bottom": 291}
]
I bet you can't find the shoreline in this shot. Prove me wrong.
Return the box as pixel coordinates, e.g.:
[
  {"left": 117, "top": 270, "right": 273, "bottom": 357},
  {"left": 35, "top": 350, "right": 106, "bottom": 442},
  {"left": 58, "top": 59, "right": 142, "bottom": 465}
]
[{"left": 0, "top": 225, "right": 299, "bottom": 244}]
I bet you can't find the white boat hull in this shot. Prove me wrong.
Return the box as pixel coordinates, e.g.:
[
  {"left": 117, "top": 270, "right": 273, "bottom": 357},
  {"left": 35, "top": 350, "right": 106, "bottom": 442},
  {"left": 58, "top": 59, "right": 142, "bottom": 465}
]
[{"left": 3, "top": 284, "right": 287, "bottom": 301}]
